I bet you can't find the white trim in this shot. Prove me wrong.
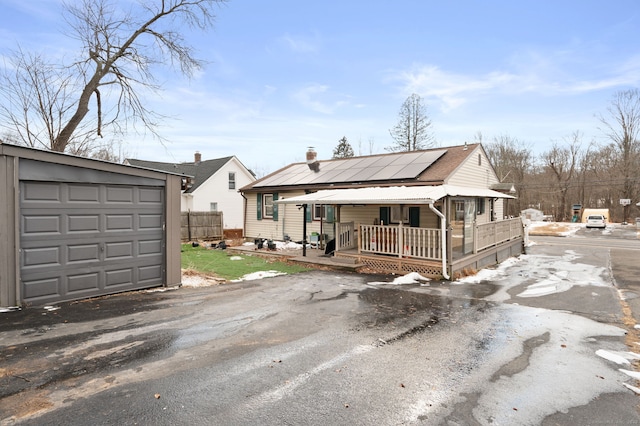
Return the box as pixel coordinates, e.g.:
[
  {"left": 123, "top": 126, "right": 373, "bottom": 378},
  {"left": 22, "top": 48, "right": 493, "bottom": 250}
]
[{"left": 275, "top": 184, "right": 515, "bottom": 205}]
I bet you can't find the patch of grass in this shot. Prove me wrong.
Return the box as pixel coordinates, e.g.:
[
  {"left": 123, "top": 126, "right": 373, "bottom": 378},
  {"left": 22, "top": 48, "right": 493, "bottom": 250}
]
[{"left": 181, "top": 244, "right": 310, "bottom": 281}]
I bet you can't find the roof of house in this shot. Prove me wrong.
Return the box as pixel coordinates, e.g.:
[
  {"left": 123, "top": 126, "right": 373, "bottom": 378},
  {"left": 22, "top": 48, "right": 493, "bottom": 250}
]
[
  {"left": 241, "top": 143, "right": 481, "bottom": 192},
  {"left": 126, "top": 156, "right": 234, "bottom": 193}
]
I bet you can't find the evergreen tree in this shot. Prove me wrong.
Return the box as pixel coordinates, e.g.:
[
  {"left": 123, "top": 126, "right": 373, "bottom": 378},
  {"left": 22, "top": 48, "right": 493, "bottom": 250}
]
[{"left": 333, "top": 136, "right": 355, "bottom": 158}]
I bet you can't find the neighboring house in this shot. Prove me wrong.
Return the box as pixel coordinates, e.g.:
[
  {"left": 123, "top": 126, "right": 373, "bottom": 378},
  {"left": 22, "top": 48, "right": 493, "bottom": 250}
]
[
  {"left": 126, "top": 152, "right": 255, "bottom": 230},
  {"left": 239, "top": 143, "right": 523, "bottom": 279}
]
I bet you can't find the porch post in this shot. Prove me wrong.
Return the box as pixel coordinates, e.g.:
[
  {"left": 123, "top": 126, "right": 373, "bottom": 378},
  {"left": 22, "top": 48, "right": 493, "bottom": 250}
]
[
  {"left": 302, "top": 204, "right": 307, "bottom": 257},
  {"left": 398, "top": 221, "right": 403, "bottom": 258}
]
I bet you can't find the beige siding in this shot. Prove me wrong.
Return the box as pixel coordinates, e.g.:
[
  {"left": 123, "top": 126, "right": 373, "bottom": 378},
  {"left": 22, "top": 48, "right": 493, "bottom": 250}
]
[
  {"left": 245, "top": 190, "right": 330, "bottom": 241},
  {"left": 340, "top": 205, "right": 440, "bottom": 229},
  {"left": 446, "top": 146, "right": 499, "bottom": 188}
]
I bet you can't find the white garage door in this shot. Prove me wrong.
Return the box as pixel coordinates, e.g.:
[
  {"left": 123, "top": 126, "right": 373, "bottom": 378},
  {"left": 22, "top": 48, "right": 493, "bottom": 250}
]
[{"left": 20, "top": 181, "right": 165, "bottom": 305}]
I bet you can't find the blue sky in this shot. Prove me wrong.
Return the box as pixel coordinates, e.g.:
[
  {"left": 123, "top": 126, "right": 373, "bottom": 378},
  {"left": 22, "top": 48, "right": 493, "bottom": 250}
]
[{"left": 1, "top": 1, "right": 640, "bottom": 175}]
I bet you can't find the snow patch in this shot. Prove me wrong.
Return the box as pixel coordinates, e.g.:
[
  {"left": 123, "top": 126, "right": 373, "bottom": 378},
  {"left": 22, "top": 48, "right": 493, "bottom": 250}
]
[
  {"left": 368, "top": 272, "right": 430, "bottom": 286},
  {"left": 229, "top": 256, "right": 243, "bottom": 261},
  {"left": 0, "top": 306, "right": 21, "bottom": 313},
  {"left": 455, "top": 256, "right": 523, "bottom": 284},
  {"left": 619, "top": 369, "right": 640, "bottom": 380},
  {"left": 595, "top": 349, "right": 636, "bottom": 365},
  {"left": 231, "top": 271, "right": 287, "bottom": 282}
]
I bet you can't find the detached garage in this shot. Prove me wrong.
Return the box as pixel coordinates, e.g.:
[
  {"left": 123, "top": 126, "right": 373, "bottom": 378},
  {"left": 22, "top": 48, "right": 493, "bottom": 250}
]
[{"left": 0, "top": 143, "right": 182, "bottom": 307}]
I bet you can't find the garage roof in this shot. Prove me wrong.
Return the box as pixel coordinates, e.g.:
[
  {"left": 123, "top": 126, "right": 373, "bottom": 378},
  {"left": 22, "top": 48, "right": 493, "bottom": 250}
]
[{"left": 275, "top": 184, "right": 516, "bottom": 205}]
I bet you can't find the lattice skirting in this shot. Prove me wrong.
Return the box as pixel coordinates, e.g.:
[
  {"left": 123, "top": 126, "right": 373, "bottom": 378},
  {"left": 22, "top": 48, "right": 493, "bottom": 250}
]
[{"left": 336, "top": 253, "right": 443, "bottom": 278}]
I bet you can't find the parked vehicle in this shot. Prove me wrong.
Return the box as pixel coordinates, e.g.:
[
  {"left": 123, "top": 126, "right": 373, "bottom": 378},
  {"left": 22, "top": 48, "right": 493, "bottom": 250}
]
[{"left": 586, "top": 214, "right": 607, "bottom": 229}]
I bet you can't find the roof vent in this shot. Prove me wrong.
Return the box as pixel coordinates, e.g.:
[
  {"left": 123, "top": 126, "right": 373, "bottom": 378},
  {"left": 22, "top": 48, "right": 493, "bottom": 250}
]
[
  {"left": 194, "top": 151, "right": 201, "bottom": 164},
  {"left": 306, "top": 147, "right": 320, "bottom": 172}
]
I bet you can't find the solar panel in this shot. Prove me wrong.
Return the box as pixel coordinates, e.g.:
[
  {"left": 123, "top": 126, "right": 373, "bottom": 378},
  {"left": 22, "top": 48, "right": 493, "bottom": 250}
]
[{"left": 253, "top": 149, "right": 448, "bottom": 187}]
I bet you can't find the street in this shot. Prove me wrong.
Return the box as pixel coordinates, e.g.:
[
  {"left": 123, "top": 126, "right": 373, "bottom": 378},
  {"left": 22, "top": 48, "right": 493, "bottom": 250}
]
[{"left": 1, "top": 229, "right": 640, "bottom": 425}]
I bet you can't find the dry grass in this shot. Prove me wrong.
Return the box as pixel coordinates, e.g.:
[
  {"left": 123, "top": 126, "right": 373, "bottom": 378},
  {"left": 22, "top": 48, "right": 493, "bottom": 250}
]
[{"left": 528, "top": 222, "right": 575, "bottom": 236}]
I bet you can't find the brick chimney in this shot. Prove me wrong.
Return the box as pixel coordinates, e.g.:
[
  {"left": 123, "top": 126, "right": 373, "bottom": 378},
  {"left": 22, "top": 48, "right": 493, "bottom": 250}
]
[
  {"left": 194, "top": 151, "right": 201, "bottom": 164},
  {"left": 306, "top": 147, "right": 320, "bottom": 172}
]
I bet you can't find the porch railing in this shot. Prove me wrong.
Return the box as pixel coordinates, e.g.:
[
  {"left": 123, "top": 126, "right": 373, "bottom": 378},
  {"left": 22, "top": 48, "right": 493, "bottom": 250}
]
[
  {"left": 475, "top": 217, "right": 523, "bottom": 252},
  {"left": 336, "top": 221, "right": 356, "bottom": 251},
  {"left": 359, "top": 223, "right": 441, "bottom": 260}
]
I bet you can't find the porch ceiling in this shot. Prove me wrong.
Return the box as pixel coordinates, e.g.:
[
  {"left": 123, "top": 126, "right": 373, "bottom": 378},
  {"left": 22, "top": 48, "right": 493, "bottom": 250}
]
[{"left": 275, "top": 184, "right": 516, "bottom": 205}]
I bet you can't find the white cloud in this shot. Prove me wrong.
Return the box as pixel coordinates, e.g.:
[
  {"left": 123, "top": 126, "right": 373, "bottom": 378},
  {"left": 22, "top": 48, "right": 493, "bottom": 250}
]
[
  {"left": 291, "top": 83, "right": 347, "bottom": 114},
  {"left": 279, "top": 33, "right": 320, "bottom": 54},
  {"left": 392, "top": 52, "right": 640, "bottom": 112}
]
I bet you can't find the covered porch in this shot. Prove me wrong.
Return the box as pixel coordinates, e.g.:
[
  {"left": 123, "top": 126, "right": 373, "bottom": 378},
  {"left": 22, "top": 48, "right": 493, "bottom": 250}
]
[
  {"left": 276, "top": 185, "right": 523, "bottom": 279},
  {"left": 331, "top": 218, "right": 523, "bottom": 278}
]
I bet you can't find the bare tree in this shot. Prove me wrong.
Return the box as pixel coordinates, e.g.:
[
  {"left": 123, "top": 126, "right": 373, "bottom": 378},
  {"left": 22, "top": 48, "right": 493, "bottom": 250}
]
[
  {"left": 598, "top": 89, "right": 640, "bottom": 216},
  {"left": 332, "top": 136, "right": 355, "bottom": 158},
  {"left": 540, "top": 132, "right": 582, "bottom": 221},
  {"left": 0, "top": 0, "right": 226, "bottom": 154},
  {"left": 387, "top": 93, "right": 435, "bottom": 152},
  {"left": 485, "top": 135, "right": 533, "bottom": 215}
]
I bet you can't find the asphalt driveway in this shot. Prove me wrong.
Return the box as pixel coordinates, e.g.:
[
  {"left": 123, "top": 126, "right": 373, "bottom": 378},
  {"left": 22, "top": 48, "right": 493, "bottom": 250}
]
[{"left": 1, "top": 233, "right": 640, "bottom": 425}]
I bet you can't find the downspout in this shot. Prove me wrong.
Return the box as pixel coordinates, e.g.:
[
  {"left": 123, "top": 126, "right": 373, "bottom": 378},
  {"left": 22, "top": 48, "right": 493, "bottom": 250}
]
[
  {"left": 428, "top": 201, "right": 450, "bottom": 280},
  {"left": 241, "top": 192, "right": 247, "bottom": 238}
]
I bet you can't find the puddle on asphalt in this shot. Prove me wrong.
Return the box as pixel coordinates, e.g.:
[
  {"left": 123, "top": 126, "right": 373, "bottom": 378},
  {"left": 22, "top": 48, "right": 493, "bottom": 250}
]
[{"left": 355, "top": 286, "right": 496, "bottom": 339}]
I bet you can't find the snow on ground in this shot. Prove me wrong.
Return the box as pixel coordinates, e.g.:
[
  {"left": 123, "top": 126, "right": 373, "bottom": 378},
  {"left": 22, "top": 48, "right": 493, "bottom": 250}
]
[
  {"left": 231, "top": 271, "right": 288, "bottom": 282},
  {"left": 455, "top": 256, "right": 523, "bottom": 284},
  {"left": 456, "top": 249, "right": 608, "bottom": 300},
  {"left": 242, "top": 241, "right": 306, "bottom": 250},
  {"left": 595, "top": 349, "right": 640, "bottom": 365},
  {"left": 469, "top": 304, "right": 630, "bottom": 425},
  {"left": 368, "top": 272, "right": 430, "bottom": 286}
]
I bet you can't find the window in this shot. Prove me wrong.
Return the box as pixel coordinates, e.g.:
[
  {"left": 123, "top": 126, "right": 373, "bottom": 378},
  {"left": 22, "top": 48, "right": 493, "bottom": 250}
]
[
  {"left": 455, "top": 201, "right": 465, "bottom": 221},
  {"left": 228, "top": 172, "right": 236, "bottom": 189},
  {"left": 313, "top": 204, "right": 326, "bottom": 220},
  {"left": 478, "top": 154, "right": 482, "bottom": 166},
  {"left": 210, "top": 202, "right": 218, "bottom": 212},
  {"left": 263, "top": 194, "right": 274, "bottom": 218},
  {"left": 476, "top": 198, "right": 485, "bottom": 215},
  {"left": 390, "top": 206, "right": 409, "bottom": 223}
]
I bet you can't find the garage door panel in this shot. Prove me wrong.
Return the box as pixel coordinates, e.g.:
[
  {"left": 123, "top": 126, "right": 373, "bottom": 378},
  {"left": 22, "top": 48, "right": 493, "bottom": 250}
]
[
  {"left": 68, "top": 184, "right": 100, "bottom": 202},
  {"left": 139, "top": 187, "right": 163, "bottom": 204},
  {"left": 106, "top": 186, "right": 134, "bottom": 203},
  {"left": 139, "top": 214, "right": 163, "bottom": 229},
  {"left": 68, "top": 215, "right": 100, "bottom": 233},
  {"left": 106, "top": 214, "right": 134, "bottom": 231},
  {"left": 68, "top": 272, "right": 100, "bottom": 293},
  {"left": 139, "top": 239, "right": 162, "bottom": 255},
  {"left": 105, "top": 269, "right": 133, "bottom": 287},
  {"left": 23, "top": 246, "right": 60, "bottom": 268},
  {"left": 106, "top": 241, "right": 133, "bottom": 259},
  {"left": 20, "top": 181, "right": 165, "bottom": 305},
  {"left": 22, "top": 182, "right": 61, "bottom": 203},
  {"left": 68, "top": 243, "right": 100, "bottom": 263},
  {"left": 22, "top": 277, "right": 61, "bottom": 301},
  {"left": 139, "top": 265, "right": 162, "bottom": 283}
]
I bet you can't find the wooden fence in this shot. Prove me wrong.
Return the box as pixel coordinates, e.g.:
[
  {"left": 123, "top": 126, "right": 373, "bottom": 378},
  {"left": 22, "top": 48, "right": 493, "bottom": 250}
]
[{"left": 181, "top": 211, "right": 223, "bottom": 241}]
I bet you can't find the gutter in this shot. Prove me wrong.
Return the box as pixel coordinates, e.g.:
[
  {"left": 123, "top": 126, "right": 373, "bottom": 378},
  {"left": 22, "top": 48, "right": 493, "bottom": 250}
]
[{"left": 428, "top": 202, "right": 450, "bottom": 280}]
